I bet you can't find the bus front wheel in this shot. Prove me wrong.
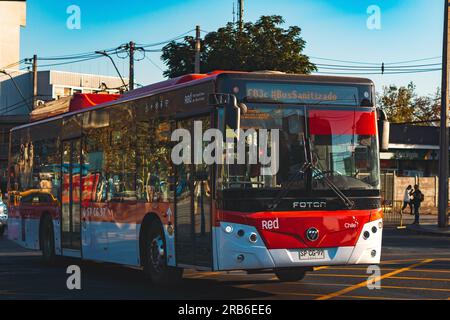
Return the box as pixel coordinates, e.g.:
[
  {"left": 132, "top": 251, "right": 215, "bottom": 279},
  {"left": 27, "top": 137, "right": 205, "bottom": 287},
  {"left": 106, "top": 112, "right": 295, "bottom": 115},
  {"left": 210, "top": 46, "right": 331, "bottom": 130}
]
[
  {"left": 143, "top": 221, "right": 183, "bottom": 285},
  {"left": 275, "top": 268, "right": 307, "bottom": 282}
]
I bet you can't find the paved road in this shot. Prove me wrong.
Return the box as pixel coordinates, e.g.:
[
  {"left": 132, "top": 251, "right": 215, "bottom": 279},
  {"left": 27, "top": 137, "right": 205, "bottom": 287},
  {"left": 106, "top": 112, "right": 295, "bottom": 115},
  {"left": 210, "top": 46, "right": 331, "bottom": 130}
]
[{"left": 1, "top": 227, "right": 450, "bottom": 300}]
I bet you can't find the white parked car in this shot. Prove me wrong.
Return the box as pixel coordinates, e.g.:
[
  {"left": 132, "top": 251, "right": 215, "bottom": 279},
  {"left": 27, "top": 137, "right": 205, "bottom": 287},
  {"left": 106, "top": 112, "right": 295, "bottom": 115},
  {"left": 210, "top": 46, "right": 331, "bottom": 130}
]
[{"left": 0, "top": 200, "right": 7, "bottom": 236}]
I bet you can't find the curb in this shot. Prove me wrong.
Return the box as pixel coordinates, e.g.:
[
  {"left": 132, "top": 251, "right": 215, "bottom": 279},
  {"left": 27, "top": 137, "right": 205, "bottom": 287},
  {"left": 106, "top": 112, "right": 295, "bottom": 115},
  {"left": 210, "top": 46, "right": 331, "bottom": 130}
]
[{"left": 405, "top": 224, "right": 450, "bottom": 238}]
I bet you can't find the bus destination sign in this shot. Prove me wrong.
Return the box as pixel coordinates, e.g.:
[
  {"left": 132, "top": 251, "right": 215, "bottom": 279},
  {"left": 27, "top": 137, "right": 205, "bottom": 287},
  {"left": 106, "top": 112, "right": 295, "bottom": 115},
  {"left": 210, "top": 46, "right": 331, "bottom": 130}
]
[{"left": 245, "top": 82, "right": 362, "bottom": 106}]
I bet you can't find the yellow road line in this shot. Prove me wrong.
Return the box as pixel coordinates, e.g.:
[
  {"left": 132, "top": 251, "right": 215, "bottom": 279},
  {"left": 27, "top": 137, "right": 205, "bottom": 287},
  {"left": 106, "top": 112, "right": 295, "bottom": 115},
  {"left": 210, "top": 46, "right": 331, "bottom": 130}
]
[
  {"left": 318, "top": 266, "right": 450, "bottom": 274},
  {"left": 321, "top": 267, "right": 398, "bottom": 272},
  {"left": 388, "top": 276, "right": 450, "bottom": 282},
  {"left": 271, "top": 292, "right": 322, "bottom": 298},
  {"left": 310, "top": 273, "right": 369, "bottom": 278},
  {"left": 277, "top": 291, "right": 416, "bottom": 300},
  {"left": 380, "top": 285, "right": 450, "bottom": 293},
  {"left": 381, "top": 258, "right": 423, "bottom": 264},
  {"left": 293, "top": 281, "right": 450, "bottom": 293},
  {"left": 382, "top": 258, "right": 450, "bottom": 264},
  {"left": 299, "top": 282, "right": 450, "bottom": 294},
  {"left": 339, "top": 295, "right": 419, "bottom": 300},
  {"left": 313, "top": 266, "right": 329, "bottom": 271},
  {"left": 315, "top": 259, "right": 434, "bottom": 300}
]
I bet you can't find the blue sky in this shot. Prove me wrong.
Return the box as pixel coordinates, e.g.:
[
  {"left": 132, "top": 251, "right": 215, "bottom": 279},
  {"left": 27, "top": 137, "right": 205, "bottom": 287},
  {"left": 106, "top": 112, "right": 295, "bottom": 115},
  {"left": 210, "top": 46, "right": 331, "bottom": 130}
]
[{"left": 20, "top": 0, "right": 444, "bottom": 96}]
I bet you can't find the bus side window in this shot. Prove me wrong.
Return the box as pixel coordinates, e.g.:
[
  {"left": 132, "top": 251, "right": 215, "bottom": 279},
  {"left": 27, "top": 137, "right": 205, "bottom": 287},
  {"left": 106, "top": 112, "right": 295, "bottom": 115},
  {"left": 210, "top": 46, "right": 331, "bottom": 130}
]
[{"left": 136, "top": 118, "right": 172, "bottom": 203}]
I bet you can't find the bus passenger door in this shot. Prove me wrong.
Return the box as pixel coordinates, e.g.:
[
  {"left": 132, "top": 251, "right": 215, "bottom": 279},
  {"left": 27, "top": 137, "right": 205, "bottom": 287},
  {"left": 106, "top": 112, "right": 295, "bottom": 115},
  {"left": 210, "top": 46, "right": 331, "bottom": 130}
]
[
  {"left": 61, "top": 139, "right": 82, "bottom": 253},
  {"left": 175, "top": 116, "right": 213, "bottom": 269}
]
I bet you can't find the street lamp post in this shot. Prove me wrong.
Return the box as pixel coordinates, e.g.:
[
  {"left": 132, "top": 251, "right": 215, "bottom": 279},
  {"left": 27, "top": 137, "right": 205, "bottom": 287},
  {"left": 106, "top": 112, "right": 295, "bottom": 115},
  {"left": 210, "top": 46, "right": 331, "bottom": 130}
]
[{"left": 438, "top": 0, "right": 450, "bottom": 228}]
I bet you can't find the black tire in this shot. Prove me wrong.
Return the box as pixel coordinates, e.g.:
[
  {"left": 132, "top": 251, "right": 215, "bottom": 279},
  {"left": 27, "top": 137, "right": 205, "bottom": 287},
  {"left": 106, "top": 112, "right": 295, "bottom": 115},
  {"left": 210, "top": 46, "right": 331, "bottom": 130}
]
[
  {"left": 143, "top": 221, "right": 183, "bottom": 285},
  {"left": 40, "top": 215, "right": 55, "bottom": 264},
  {"left": 0, "top": 225, "right": 4, "bottom": 237},
  {"left": 275, "top": 268, "right": 307, "bottom": 282}
]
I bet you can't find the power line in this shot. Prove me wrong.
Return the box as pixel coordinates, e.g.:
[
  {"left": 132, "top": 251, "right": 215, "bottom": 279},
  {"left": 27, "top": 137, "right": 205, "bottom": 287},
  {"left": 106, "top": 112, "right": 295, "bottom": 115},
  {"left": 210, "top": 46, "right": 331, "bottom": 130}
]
[
  {"left": 145, "top": 55, "right": 164, "bottom": 72},
  {"left": 315, "top": 68, "right": 441, "bottom": 75},
  {"left": 315, "top": 62, "right": 442, "bottom": 70},
  {"left": 310, "top": 56, "right": 442, "bottom": 66},
  {"left": 38, "top": 55, "right": 102, "bottom": 68},
  {"left": 384, "top": 56, "right": 442, "bottom": 65},
  {"left": 136, "top": 29, "right": 195, "bottom": 48},
  {"left": 0, "top": 70, "right": 32, "bottom": 111}
]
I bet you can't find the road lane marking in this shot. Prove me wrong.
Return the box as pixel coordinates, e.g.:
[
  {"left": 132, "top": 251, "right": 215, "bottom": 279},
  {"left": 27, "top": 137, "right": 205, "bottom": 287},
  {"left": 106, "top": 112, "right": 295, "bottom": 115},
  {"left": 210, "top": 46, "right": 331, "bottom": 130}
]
[
  {"left": 280, "top": 291, "right": 416, "bottom": 300},
  {"left": 292, "top": 282, "right": 450, "bottom": 294},
  {"left": 380, "top": 285, "right": 450, "bottom": 293},
  {"left": 339, "top": 295, "right": 418, "bottom": 300},
  {"left": 382, "top": 258, "right": 450, "bottom": 264},
  {"left": 271, "top": 292, "right": 322, "bottom": 298},
  {"left": 315, "top": 259, "right": 434, "bottom": 300},
  {"left": 313, "top": 266, "right": 329, "bottom": 271},
  {"left": 388, "top": 276, "right": 450, "bottom": 282},
  {"left": 317, "top": 266, "right": 450, "bottom": 274},
  {"left": 309, "top": 273, "right": 369, "bottom": 278}
]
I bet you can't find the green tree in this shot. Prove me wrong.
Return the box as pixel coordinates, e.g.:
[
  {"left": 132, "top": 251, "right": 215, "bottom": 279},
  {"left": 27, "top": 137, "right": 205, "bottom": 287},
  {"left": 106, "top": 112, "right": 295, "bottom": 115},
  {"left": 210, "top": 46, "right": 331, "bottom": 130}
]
[
  {"left": 161, "top": 15, "right": 316, "bottom": 78},
  {"left": 413, "top": 88, "right": 441, "bottom": 125},
  {"left": 378, "top": 83, "right": 441, "bottom": 125},
  {"left": 378, "top": 82, "right": 416, "bottom": 123}
]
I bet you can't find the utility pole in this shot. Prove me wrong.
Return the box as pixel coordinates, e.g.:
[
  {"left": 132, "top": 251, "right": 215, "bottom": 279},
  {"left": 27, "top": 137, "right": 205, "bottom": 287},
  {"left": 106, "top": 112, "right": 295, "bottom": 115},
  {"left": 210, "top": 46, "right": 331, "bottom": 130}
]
[
  {"left": 129, "top": 41, "right": 135, "bottom": 91},
  {"left": 238, "top": 0, "right": 244, "bottom": 32},
  {"left": 195, "top": 25, "right": 201, "bottom": 74},
  {"left": 32, "top": 54, "right": 38, "bottom": 109},
  {"left": 438, "top": 0, "right": 450, "bottom": 228}
]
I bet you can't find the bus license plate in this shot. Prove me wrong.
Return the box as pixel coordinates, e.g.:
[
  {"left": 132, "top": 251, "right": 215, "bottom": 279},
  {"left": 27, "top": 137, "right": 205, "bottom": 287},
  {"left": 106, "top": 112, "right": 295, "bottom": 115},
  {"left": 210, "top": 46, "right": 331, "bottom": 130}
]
[{"left": 299, "top": 249, "right": 325, "bottom": 260}]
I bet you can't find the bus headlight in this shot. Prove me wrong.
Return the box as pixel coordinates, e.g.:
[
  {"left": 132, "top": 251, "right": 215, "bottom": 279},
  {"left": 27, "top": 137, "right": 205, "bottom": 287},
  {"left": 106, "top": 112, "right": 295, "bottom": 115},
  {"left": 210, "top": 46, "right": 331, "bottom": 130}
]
[{"left": 224, "top": 225, "right": 233, "bottom": 234}]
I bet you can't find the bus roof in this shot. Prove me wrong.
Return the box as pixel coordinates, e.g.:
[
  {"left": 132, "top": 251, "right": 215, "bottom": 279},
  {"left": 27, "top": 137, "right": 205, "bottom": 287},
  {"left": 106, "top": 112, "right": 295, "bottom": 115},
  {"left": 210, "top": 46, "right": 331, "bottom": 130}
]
[{"left": 11, "top": 71, "right": 374, "bottom": 132}]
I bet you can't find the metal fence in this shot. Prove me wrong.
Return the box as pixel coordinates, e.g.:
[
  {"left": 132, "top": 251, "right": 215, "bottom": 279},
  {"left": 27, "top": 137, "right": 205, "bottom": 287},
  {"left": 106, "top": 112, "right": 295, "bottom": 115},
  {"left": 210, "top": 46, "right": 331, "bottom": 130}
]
[{"left": 382, "top": 200, "right": 404, "bottom": 226}]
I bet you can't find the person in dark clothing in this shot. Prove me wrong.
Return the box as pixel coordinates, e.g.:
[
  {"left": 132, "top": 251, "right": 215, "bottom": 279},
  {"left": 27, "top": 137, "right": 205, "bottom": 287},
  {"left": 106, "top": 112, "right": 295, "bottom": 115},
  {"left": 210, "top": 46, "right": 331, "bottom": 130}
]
[{"left": 411, "top": 184, "right": 423, "bottom": 224}]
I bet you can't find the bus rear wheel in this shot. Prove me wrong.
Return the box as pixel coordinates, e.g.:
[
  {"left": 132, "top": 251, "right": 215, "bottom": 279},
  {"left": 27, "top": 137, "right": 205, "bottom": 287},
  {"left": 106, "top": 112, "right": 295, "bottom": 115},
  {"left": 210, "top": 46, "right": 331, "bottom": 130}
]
[
  {"left": 275, "top": 268, "right": 307, "bottom": 282},
  {"left": 143, "top": 221, "right": 183, "bottom": 285},
  {"left": 40, "top": 215, "right": 55, "bottom": 265}
]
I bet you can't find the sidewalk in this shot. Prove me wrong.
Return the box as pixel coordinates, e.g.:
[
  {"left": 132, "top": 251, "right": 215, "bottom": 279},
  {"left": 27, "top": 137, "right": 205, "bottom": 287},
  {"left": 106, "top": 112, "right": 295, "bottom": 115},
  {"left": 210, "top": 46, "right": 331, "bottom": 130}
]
[{"left": 404, "top": 215, "right": 450, "bottom": 237}]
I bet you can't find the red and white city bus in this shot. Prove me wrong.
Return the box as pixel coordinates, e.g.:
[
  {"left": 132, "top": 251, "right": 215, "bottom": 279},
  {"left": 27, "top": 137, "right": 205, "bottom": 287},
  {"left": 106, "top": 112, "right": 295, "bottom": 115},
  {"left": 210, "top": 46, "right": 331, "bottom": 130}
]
[{"left": 7, "top": 71, "right": 383, "bottom": 284}]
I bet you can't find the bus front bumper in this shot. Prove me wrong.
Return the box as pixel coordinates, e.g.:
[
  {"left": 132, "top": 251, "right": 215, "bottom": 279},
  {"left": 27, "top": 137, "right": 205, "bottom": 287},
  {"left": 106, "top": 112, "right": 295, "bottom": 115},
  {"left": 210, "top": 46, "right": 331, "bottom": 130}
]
[{"left": 214, "top": 219, "right": 382, "bottom": 271}]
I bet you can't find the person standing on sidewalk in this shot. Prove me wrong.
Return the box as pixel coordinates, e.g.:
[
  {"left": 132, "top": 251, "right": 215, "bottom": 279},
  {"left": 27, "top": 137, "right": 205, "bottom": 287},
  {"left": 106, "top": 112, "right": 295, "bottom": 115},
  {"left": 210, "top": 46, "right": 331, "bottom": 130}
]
[
  {"left": 411, "top": 184, "right": 424, "bottom": 224},
  {"left": 401, "top": 185, "right": 413, "bottom": 215}
]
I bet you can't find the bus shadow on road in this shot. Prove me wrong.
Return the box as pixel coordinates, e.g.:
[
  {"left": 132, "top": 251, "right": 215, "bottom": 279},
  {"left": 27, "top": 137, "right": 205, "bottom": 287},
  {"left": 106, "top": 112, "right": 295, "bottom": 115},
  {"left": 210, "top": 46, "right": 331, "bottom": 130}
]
[{"left": 53, "top": 258, "right": 275, "bottom": 300}]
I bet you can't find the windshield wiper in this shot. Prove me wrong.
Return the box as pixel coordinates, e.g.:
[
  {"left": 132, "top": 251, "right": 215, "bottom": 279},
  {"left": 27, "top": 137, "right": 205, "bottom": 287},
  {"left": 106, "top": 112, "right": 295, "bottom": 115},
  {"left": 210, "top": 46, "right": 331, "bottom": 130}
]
[
  {"left": 308, "top": 162, "right": 355, "bottom": 209},
  {"left": 267, "top": 137, "right": 355, "bottom": 210},
  {"left": 268, "top": 161, "right": 309, "bottom": 210}
]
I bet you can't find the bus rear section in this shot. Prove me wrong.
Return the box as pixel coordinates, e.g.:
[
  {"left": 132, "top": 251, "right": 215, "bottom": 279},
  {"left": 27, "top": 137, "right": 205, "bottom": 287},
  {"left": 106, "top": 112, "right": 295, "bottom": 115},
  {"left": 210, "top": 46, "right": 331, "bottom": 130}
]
[{"left": 213, "top": 76, "right": 383, "bottom": 278}]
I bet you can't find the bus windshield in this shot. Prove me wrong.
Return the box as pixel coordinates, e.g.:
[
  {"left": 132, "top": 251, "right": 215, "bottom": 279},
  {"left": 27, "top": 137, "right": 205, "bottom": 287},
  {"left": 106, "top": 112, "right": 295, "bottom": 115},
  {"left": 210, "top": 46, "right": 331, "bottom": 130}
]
[
  {"left": 220, "top": 105, "right": 307, "bottom": 190},
  {"left": 309, "top": 109, "right": 380, "bottom": 190},
  {"left": 219, "top": 105, "right": 380, "bottom": 191}
]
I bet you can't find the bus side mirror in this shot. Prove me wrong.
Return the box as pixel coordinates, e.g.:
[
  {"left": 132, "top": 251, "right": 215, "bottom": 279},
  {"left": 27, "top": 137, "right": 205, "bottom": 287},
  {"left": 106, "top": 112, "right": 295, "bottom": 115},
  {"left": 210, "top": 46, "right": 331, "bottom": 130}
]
[
  {"left": 209, "top": 93, "right": 243, "bottom": 142},
  {"left": 378, "top": 108, "right": 390, "bottom": 152},
  {"left": 209, "top": 93, "right": 248, "bottom": 142},
  {"left": 224, "top": 96, "right": 240, "bottom": 136}
]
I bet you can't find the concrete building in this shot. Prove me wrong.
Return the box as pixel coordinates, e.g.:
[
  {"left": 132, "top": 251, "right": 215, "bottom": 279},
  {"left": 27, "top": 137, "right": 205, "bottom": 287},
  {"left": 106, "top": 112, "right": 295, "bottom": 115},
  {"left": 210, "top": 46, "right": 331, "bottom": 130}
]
[
  {"left": 0, "top": 0, "right": 26, "bottom": 70},
  {"left": 381, "top": 124, "right": 442, "bottom": 177}
]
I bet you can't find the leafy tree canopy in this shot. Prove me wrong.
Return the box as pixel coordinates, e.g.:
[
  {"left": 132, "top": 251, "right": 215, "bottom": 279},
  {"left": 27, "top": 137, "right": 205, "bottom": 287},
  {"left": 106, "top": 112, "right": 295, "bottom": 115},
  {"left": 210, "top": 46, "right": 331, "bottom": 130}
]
[
  {"left": 161, "top": 15, "right": 317, "bottom": 78},
  {"left": 378, "top": 82, "right": 440, "bottom": 125}
]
